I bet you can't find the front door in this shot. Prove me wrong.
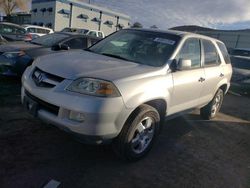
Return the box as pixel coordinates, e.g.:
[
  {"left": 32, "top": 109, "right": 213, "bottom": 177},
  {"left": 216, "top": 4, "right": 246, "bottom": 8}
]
[{"left": 168, "top": 38, "right": 205, "bottom": 115}]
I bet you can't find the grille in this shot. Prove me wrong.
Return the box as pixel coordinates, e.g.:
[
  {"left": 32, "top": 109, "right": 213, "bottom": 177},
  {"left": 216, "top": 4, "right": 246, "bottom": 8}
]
[
  {"left": 32, "top": 67, "right": 64, "bottom": 88},
  {"left": 25, "top": 90, "right": 59, "bottom": 115}
]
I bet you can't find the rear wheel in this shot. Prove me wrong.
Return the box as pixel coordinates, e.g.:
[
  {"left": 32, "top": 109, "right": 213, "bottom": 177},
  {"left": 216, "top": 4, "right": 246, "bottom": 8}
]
[
  {"left": 113, "top": 104, "right": 160, "bottom": 161},
  {"left": 200, "top": 89, "right": 224, "bottom": 120}
]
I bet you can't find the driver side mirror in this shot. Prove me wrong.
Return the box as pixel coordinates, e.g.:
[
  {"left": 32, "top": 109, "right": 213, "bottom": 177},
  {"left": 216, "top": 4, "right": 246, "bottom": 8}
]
[
  {"left": 170, "top": 59, "right": 192, "bottom": 72},
  {"left": 178, "top": 59, "right": 192, "bottom": 70}
]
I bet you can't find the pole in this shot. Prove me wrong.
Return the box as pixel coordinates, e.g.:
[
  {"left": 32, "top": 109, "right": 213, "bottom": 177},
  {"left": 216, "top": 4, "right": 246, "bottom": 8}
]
[{"left": 69, "top": 3, "right": 73, "bottom": 27}]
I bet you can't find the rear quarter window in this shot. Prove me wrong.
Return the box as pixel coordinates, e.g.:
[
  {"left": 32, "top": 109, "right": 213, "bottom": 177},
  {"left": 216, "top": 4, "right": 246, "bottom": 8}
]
[
  {"left": 202, "top": 39, "right": 221, "bottom": 66},
  {"left": 217, "top": 42, "right": 231, "bottom": 64}
]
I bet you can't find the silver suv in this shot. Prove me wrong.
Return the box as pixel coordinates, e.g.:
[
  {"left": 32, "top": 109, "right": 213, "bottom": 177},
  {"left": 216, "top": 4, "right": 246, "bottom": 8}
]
[{"left": 21, "top": 29, "right": 232, "bottom": 160}]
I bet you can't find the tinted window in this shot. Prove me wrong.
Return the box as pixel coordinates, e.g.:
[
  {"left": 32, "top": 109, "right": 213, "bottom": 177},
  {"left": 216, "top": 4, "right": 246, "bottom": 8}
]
[
  {"left": 79, "top": 29, "right": 89, "bottom": 34},
  {"left": 27, "top": 27, "right": 36, "bottom": 33},
  {"left": 45, "top": 29, "right": 50, "bottom": 34},
  {"left": 31, "top": 33, "right": 68, "bottom": 47},
  {"left": 37, "top": 28, "right": 46, "bottom": 34},
  {"left": 0, "top": 25, "right": 14, "bottom": 34},
  {"left": 63, "top": 37, "right": 87, "bottom": 49},
  {"left": 203, "top": 40, "right": 220, "bottom": 66},
  {"left": 217, "top": 42, "right": 231, "bottom": 64},
  {"left": 98, "top": 32, "right": 103, "bottom": 38},
  {"left": 89, "top": 30, "right": 180, "bottom": 67},
  {"left": 88, "top": 31, "right": 97, "bottom": 37},
  {"left": 176, "top": 38, "right": 201, "bottom": 68},
  {"left": 15, "top": 27, "right": 26, "bottom": 34},
  {"left": 0, "top": 25, "right": 25, "bottom": 34}
]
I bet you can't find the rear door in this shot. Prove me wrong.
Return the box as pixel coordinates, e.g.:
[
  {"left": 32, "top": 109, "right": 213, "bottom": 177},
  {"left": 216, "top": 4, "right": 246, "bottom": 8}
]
[
  {"left": 169, "top": 38, "right": 206, "bottom": 115},
  {"left": 199, "top": 39, "right": 224, "bottom": 103}
]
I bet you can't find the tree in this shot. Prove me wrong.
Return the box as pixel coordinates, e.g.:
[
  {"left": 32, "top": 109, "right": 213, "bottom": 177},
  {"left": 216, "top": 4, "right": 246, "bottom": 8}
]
[
  {"left": 131, "top": 22, "right": 143, "bottom": 28},
  {"left": 0, "top": 0, "right": 29, "bottom": 16}
]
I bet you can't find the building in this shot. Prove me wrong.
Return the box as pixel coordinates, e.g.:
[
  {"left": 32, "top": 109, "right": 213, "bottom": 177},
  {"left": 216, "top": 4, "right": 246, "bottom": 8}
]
[
  {"left": 31, "top": 0, "right": 130, "bottom": 35},
  {"left": 3, "top": 12, "right": 31, "bottom": 25}
]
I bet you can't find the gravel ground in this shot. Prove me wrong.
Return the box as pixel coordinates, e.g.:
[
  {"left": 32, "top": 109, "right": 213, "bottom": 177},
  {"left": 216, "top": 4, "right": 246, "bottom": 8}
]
[{"left": 0, "top": 77, "right": 250, "bottom": 188}]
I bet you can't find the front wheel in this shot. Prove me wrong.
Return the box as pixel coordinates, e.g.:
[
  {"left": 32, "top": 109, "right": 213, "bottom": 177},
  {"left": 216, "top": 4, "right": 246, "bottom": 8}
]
[
  {"left": 112, "top": 104, "right": 160, "bottom": 161},
  {"left": 200, "top": 89, "right": 224, "bottom": 120}
]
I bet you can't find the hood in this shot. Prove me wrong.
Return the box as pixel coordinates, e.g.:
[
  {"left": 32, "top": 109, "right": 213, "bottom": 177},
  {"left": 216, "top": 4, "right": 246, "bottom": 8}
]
[
  {"left": 0, "top": 41, "right": 41, "bottom": 52},
  {"left": 35, "top": 50, "right": 161, "bottom": 81}
]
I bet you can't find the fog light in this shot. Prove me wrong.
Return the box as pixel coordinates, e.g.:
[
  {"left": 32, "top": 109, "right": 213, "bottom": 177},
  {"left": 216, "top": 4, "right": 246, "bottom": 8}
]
[{"left": 69, "top": 111, "right": 85, "bottom": 122}]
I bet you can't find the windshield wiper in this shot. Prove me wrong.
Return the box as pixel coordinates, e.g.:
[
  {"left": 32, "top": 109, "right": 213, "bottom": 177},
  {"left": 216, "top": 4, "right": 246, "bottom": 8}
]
[{"left": 101, "top": 53, "right": 130, "bottom": 61}]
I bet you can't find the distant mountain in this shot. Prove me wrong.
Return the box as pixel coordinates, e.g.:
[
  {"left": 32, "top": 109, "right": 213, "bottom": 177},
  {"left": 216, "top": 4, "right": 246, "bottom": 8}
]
[{"left": 170, "top": 25, "right": 250, "bottom": 32}]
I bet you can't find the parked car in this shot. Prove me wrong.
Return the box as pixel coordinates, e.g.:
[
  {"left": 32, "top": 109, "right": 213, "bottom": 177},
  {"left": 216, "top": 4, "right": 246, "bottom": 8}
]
[
  {"left": 80, "top": 29, "right": 105, "bottom": 38},
  {"left": 229, "top": 48, "right": 250, "bottom": 83},
  {"left": 0, "top": 32, "right": 100, "bottom": 76},
  {"left": 21, "top": 29, "right": 232, "bottom": 161},
  {"left": 61, "top": 27, "right": 105, "bottom": 38},
  {"left": 0, "top": 34, "right": 8, "bottom": 45},
  {"left": 22, "top": 25, "right": 54, "bottom": 40},
  {"left": 0, "top": 22, "right": 31, "bottom": 41}
]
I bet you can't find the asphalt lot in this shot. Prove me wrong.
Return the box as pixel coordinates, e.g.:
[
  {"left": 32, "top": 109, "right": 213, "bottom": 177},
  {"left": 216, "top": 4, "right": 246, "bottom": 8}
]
[{"left": 0, "top": 77, "right": 250, "bottom": 188}]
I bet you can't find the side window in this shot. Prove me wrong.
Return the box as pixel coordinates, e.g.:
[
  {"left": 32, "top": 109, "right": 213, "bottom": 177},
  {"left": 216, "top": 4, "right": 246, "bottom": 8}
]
[
  {"left": 1, "top": 25, "right": 13, "bottom": 34},
  {"left": 15, "top": 27, "right": 25, "bottom": 34},
  {"left": 63, "top": 38, "right": 87, "bottom": 49},
  {"left": 203, "top": 40, "right": 221, "bottom": 66},
  {"left": 176, "top": 38, "right": 201, "bottom": 68},
  {"left": 217, "top": 42, "right": 231, "bottom": 64},
  {"left": 88, "top": 31, "right": 97, "bottom": 37},
  {"left": 98, "top": 32, "right": 103, "bottom": 38},
  {"left": 37, "top": 28, "right": 45, "bottom": 34},
  {"left": 45, "top": 29, "right": 50, "bottom": 34},
  {"left": 27, "top": 27, "right": 36, "bottom": 33}
]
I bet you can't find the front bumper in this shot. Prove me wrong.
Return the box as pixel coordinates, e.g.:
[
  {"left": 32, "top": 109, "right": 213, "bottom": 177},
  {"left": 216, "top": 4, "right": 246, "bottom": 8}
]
[{"left": 21, "top": 67, "right": 131, "bottom": 144}]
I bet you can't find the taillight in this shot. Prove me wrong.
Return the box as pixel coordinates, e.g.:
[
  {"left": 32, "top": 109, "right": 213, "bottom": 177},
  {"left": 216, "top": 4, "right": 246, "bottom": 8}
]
[{"left": 24, "top": 34, "right": 32, "bottom": 41}]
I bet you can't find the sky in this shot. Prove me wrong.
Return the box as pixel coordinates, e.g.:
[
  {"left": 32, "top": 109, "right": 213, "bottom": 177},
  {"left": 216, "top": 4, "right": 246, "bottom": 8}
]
[
  {"left": 1, "top": 0, "right": 250, "bottom": 30},
  {"left": 88, "top": 0, "right": 250, "bottom": 30}
]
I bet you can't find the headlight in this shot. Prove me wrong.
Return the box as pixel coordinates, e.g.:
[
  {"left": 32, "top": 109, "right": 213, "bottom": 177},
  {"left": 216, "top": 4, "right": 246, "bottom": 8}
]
[
  {"left": 66, "top": 78, "right": 121, "bottom": 97},
  {"left": 3, "top": 51, "right": 25, "bottom": 59}
]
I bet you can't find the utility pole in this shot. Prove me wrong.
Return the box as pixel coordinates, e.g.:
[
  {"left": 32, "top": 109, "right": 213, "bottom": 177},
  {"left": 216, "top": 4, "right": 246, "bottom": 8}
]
[{"left": 89, "top": 0, "right": 91, "bottom": 4}]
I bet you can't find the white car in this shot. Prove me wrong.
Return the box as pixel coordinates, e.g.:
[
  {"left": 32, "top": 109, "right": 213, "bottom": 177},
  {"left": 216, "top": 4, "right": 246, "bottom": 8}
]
[
  {"left": 22, "top": 29, "right": 232, "bottom": 161},
  {"left": 81, "top": 29, "right": 105, "bottom": 38},
  {"left": 61, "top": 27, "right": 105, "bottom": 38},
  {"left": 22, "top": 25, "right": 54, "bottom": 39}
]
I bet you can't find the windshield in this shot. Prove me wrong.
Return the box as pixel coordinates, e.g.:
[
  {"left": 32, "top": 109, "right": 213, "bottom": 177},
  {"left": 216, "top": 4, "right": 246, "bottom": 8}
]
[
  {"left": 89, "top": 30, "right": 180, "bottom": 67},
  {"left": 30, "top": 33, "right": 68, "bottom": 47}
]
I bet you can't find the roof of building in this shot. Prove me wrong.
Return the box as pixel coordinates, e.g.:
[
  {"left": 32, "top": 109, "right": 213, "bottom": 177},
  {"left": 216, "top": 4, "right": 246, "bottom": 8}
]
[{"left": 33, "top": 0, "right": 130, "bottom": 20}]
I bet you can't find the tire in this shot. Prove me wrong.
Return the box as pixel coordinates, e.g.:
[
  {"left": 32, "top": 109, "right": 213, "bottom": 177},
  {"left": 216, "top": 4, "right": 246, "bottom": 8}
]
[
  {"left": 200, "top": 89, "right": 224, "bottom": 120},
  {"left": 112, "top": 104, "right": 161, "bottom": 161}
]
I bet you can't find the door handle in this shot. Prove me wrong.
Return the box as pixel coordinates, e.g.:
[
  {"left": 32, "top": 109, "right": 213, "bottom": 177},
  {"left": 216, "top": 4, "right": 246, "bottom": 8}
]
[
  {"left": 198, "top": 77, "right": 205, "bottom": 82},
  {"left": 220, "top": 73, "right": 224, "bottom": 77}
]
